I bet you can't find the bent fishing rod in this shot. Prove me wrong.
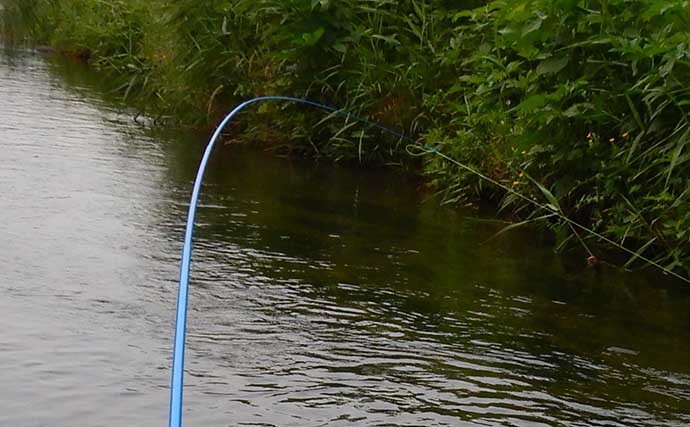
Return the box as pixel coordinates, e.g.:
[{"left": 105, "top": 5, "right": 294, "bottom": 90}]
[{"left": 168, "top": 96, "right": 416, "bottom": 427}]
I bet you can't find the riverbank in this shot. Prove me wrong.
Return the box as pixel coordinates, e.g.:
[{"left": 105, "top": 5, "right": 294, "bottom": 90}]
[{"left": 3, "top": 0, "right": 690, "bottom": 280}]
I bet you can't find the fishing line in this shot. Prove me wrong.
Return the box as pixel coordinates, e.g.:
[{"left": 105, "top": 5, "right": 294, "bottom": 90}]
[
  {"left": 169, "top": 96, "right": 413, "bottom": 427},
  {"left": 407, "top": 144, "right": 690, "bottom": 285},
  {"left": 171, "top": 95, "right": 689, "bottom": 427}
]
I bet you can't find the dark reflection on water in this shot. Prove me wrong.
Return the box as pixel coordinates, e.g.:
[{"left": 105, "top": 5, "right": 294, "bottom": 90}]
[{"left": 1, "top": 49, "right": 690, "bottom": 427}]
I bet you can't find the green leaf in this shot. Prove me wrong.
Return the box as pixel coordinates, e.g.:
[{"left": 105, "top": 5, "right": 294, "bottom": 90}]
[
  {"left": 123, "top": 74, "right": 137, "bottom": 100},
  {"left": 563, "top": 102, "right": 593, "bottom": 117},
  {"left": 453, "top": 10, "right": 475, "bottom": 20},
  {"left": 626, "top": 132, "right": 645, "bottom": 164},
  {"left": 221, "top": 16, "right": 229, "bottom": 35},
  {"left": 536, "top": 56, "right": 569, "bottom": 75},
  {"left": 666, "top": 128, "right": 689, "bottom": 188},
  {"left": 207, "top": 84, "right": 224, "bottom": 119},
  {"left": 484, "top": 213, "right": 557, "bottom": 243},
  {"left": 624, "top": 237, "right": 658, "bottom": 269},
  {"left": 311, "top": 0, "right": 330, "bottom": 10},
  {"left": 526, "top": 174, "right": 561, "bottom": 212},
  {"left": 522, "top": 18, "right": 543, "bottom": 36},
  {"left": 371, "top": 34, "right": 400, "bottom": 45},
  {"left": 448, "top": 83, "right": 464, "bottom": 95},
  {"left": 625, "top": 93, "right": 645, "bottom": 132},
  {"left": 516, "top": 94, "right": 546, "bottom": 112},
  {"left": 300, "top": 27, "right": 325, "bottom": 47}
]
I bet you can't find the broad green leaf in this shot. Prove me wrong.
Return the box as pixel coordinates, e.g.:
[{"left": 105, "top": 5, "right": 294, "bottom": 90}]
[
  {"left": 448, "top": 83, "right": 464, "bottom": 95},
  {"left": 516, "top": 94, "right": 546, "bottom": 112},
  {"left": 522, "top": 18, "right": 543, "bottom": 36},
  {"left": 536, "top": 56, "right": 569, "bottom": 75}
]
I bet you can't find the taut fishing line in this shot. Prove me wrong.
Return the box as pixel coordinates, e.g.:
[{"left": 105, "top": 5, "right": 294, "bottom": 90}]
[
  {"left": 406, "top": 145, "right": 690, "bottom": 285},
  {"left": 169, "top": 95, "right": 690, "bottom": 427}
]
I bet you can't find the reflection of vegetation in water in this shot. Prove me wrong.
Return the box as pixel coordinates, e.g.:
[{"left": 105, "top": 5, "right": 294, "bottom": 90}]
[
  {"left": 4, "top": 0, "right": 690, "bottom": 278},
  {"left": 175, "top": 142, "right": 690, "bottom": 422}
]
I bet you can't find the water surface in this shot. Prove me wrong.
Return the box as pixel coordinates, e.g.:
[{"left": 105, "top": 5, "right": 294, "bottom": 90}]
[{"left": 1, "top": 50, "right": 690, "bottom": 427}]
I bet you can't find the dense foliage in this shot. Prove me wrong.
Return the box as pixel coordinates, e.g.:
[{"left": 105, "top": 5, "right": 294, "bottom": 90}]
[{"left": 3, "top": 0, "right": 690, "bottom": 278}]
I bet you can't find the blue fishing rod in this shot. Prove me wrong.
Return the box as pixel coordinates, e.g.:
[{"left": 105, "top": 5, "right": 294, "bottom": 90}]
[{"left": 169, "top": 96, "right": 415, "bottom": 427}]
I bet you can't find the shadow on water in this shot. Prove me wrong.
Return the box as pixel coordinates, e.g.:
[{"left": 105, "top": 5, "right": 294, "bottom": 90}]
[{"left": 2, "top": 49, "right": 689, "bottom": 426}]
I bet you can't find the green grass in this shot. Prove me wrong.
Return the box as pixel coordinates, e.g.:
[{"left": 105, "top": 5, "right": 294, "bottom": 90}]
[{"left": 3, "top": 0, "right": 690, "bottom": 280}]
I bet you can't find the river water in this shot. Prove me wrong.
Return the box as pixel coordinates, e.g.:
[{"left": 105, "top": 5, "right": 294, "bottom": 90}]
[{"left": 1, "top": 49, "right": 690, "bottom": 427}]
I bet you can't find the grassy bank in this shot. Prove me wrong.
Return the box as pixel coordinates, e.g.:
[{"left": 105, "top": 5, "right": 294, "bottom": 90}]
[{"left": 3, "top": 0, "right": 690, "bottom": 280}]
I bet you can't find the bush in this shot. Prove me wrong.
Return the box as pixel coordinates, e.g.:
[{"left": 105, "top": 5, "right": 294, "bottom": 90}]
[
  {"left": 4, "top": 0, "right": 690, "bottom": 277},
  {"left": 426, "top": 0, "right": 690, "bottom": 273}
]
